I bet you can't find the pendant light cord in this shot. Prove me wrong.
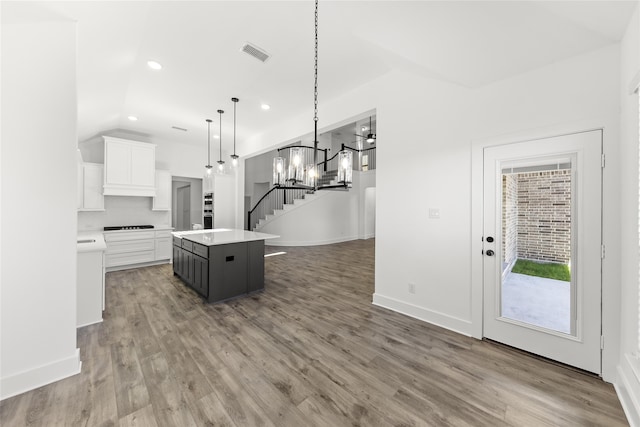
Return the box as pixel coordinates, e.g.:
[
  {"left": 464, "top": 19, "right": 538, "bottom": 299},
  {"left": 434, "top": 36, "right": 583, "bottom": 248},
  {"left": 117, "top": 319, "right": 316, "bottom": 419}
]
[
  {"left": 206, "top": 119, "right": 212, "bottom": 167},
  {"left": 217, "top": 109, "right": 224, "bottom": 164},
  {"left": 312, "top": 0, "right": 319, "bottom": 191},
  {"left": 233, "top": 98, "right": 237, "bottom": 156},
  {"left": 314, "top": 0, "right": 318, "bottom": 127}
]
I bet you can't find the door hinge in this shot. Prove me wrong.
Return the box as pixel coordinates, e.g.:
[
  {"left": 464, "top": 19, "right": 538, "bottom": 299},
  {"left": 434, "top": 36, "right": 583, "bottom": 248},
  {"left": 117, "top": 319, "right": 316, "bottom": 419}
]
[
  {"left": 601, "top": 153, "right": 606, "bottom": 168},
  {"left": 601, "top": 244, "right": 606, "bottom": 259},
  {"left": 601, "top": 335, "right": 605, "bottom": 350}
]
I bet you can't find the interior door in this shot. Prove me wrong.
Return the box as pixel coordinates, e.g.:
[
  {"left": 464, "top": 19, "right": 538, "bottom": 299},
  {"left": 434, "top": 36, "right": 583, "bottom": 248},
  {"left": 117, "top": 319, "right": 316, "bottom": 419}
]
[
  {"left": 181, "top": 186, "right": 191, "bottom": 230},
  {"left": 482, "top": 130, "right": 602, "bottom": 374}
]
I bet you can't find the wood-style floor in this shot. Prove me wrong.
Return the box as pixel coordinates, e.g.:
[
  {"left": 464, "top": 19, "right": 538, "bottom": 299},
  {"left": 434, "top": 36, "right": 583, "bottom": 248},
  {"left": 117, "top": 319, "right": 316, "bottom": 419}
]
[{"left": 0, "top": 239, "right": 628, "bottom": 426}]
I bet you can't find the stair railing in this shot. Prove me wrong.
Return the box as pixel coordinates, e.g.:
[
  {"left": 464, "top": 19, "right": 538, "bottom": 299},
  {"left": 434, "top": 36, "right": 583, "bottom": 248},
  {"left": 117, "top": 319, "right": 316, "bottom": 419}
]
[
  {"left": 318, "top": 149, "right": 340, "bottom": 174},
  {"left": 247, "top": 186, "right": 310, "bottom": 231}
]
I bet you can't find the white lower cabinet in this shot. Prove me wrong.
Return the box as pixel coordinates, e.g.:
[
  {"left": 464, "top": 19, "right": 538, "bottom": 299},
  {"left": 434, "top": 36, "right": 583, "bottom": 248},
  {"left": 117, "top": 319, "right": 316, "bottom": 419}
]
[
  {"left": 77, "top": 250, "right": 105, "bottom": 327},
  {"left": 154, "top": 230, "right": 172, "bottom": 261},
  {"left": 104, "top": 228, "right": 173, "bottom": 270}
]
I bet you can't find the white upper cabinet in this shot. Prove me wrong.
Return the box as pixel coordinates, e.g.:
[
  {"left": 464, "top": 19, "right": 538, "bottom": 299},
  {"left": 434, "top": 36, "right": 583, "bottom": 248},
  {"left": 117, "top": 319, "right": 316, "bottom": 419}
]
[
  {"left": 79, "top": 163, "right": 105, "bottom": 211},
  {"left": 103, "top": 136, "right": 156, "bottom": 197},
  {"left": 152, "top": 170, "right": 172, "bottom": 211}
]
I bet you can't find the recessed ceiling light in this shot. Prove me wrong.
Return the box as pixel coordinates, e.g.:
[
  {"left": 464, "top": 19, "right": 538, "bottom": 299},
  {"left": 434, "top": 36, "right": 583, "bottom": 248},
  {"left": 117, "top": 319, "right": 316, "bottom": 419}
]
[
  {"left": 261, "top": 104, "right": 270, "bottom": 110},
  {"left": 128, "top": 116, "right": 138, "bottom": 121},
  {"left": 147, "top": 60, "right": 162, "bottom": 70},
  {"left": 361, "top": 126, "right": 368, "bottom": 131}
]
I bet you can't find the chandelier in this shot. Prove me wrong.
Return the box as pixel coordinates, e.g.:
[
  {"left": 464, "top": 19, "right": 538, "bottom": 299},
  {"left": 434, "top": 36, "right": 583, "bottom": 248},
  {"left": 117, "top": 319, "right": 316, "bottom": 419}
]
[{"left": 272, "top": 0, "right": 352, "bottom": 191}]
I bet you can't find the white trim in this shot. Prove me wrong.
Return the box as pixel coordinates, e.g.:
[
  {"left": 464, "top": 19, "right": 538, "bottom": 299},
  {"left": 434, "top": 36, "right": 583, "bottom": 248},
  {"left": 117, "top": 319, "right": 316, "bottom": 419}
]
[
  {"left": 0, "top": 349, "right": 81, "bottom": 401},
  {"left": 105, "top": 259, "right": 170, "bottom": 272},
  {"left": 266, "top": 235, "right": 359, "bottom": 247},
  {"left": 616, "top": 354, "right": 640, "bottom": 427},
  {"left": 77, "top": 319, "right": 103, "bottom": 329},
  {"left": 629, "top": 70, "right": 640, "bottom": 95},
  {"left": 372, "top": 293, "right": 473, "bottom": 337}
]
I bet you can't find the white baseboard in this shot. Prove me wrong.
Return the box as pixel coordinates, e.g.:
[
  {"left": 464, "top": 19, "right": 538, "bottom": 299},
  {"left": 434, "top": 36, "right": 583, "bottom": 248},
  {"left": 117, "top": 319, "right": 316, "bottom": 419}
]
[
  {"left": 266, "top": 236, "right": 359, "bottom": 247},
  {"left": 77, "top": 318, "right": 103, "bottom": 329},
  {"left": 616, "top": 355, "right": 640, "bottom": 427},
  {"left": 105, "top": 259, "right": 170, "bottom": 272},
  {"left": 372, "top": 293, "right": 473, "bottom": 337},
  {"left": 1, "top": 348, "right": 81, "bottom": 400}
]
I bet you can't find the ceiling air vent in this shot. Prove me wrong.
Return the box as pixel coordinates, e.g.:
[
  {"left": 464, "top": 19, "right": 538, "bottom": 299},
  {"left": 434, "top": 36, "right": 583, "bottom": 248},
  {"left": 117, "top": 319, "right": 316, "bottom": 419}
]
[
  {"left": 171, "top": 126, "right": 188, "bottom": 132},
  {"left": 241, "top": 42, "right": 270, "bottom": 63}
]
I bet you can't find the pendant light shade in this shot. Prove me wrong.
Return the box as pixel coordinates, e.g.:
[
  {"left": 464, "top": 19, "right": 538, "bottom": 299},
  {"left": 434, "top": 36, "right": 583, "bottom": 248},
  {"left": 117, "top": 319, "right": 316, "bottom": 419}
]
[
  {"left": 337, "top": 150, "right": 353, "bottom": 185},
  {"left": 216, "top": 109, "right": 226, "bottom": 174},
  {"left": 305, "top": 164, "right": 317, "bottom": 188},
  {"left": 230, "top": 97, "right": 239, "bottom": 168},
  {"left": 287, "top": 147, "right": 304, "bottom": 184},
  {"left": 273, "top": 157, "right": 285, "bottom": 186},
  {"left": 204, "top": 119, "right": 214, "bottom": 193}
]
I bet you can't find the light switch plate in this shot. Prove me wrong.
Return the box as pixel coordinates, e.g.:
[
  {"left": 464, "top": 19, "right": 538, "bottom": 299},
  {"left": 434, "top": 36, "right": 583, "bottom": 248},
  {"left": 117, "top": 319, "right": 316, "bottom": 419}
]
[{"left": 429, "top": 208, "right": 440, "bottom": 219}]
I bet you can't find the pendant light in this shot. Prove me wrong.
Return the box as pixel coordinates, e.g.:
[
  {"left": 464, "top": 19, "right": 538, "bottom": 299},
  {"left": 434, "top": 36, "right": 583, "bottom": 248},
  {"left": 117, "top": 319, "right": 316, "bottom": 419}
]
[
  {"left": 269, "top": 0, "right": 350, "bottom": 190},
  {"left": 203, "top": 118, "right": 214, "bottom": 192},
  {"left": 216, "top": 109, "right": 226, "bottom": 174},
  {"left": 230, "top": 97, "right": 239, "bottom": 168}
]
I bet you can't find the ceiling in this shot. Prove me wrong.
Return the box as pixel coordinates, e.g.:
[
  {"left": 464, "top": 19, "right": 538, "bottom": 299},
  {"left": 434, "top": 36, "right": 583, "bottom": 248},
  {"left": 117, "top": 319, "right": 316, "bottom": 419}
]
[{"left": 3, "top": 1, "right": 636, "bottom": 155}]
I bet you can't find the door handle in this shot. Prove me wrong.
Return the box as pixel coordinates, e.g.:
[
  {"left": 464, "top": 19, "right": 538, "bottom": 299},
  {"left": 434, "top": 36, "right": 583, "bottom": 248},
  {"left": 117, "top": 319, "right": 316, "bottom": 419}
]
[{"left": 486, "top": 250, "right": 495, "bottom": 256}]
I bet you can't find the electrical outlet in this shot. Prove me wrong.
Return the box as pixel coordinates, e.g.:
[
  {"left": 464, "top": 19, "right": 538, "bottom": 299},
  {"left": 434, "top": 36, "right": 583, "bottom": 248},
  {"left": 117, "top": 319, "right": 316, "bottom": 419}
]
[{"left": 408, "top": 283, "right": 416, "bottom": 294}]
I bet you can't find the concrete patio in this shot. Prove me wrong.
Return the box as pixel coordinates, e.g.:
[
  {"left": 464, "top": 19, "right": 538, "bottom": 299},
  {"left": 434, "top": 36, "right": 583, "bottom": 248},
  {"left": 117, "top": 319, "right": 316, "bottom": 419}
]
[{"left": 501, "top": 272, "right": 571, "bottom": 334}]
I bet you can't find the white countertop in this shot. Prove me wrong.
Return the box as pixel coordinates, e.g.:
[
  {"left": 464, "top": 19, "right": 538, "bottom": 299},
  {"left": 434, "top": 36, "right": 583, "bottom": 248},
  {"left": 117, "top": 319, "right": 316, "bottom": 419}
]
[
  {"left": 173, "top": 229, "right": 279, "bottom": 246},
  {"left": 77, "top": 231, "right": 107, "bottom": 253}
]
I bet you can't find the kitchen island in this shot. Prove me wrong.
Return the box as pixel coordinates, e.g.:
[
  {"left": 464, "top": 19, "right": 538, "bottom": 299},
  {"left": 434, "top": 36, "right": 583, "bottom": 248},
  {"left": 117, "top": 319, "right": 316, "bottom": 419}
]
[{"left": 172, "top": 229, "right": 278, "bottom": 303}]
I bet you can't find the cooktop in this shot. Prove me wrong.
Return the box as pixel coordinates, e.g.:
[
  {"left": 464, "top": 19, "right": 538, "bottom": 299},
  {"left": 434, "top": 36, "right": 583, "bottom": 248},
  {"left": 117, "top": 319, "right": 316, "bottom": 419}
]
[{"left": 103, "top": 225, "right": 155, "bottom": 231}]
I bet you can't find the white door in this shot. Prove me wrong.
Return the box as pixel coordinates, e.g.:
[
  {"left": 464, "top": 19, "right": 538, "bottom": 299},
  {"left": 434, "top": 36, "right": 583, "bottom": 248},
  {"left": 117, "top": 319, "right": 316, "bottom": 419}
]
[{"left": 483, "top": 130, "right": 602, "bottom": 374}]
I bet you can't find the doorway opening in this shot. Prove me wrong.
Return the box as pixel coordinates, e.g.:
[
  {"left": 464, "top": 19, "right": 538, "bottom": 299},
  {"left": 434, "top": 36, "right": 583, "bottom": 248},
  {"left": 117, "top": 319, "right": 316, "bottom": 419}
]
[{"left": 172, "top": 176, "right": 203, "bottom": 231}]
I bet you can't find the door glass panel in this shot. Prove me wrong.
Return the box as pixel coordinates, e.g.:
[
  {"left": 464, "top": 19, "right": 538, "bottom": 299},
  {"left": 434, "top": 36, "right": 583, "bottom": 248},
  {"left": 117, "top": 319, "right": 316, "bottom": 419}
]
[{"left": 500, "top": 161, "right": 574, "bottom": 335}]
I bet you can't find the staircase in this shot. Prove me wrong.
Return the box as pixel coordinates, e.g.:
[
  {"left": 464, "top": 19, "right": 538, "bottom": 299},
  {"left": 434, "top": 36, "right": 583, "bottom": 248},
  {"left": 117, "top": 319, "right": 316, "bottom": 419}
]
[
  {"left": 255, "top": 191, "right": 322, "bottom": 229},
  {"left": 317, "top": 169, "right": 338, "bottom": 187},
  {"left": 248, "top": 169, "right": 341, "bottom": 231}
]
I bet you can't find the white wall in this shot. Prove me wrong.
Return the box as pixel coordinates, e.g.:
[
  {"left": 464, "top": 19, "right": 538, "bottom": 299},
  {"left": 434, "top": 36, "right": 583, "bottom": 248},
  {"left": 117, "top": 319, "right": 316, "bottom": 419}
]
[
  {"left": 358, "top": 171, "right": 376, "bottom": 239},
  {"left": 1, "top": 20, "right": 81, "bottom": 399},
  {"left": 244, "top": 148, "right": 278, "bottom": 205},
  {"left": 241, "top": 42, "right": 625, "bottom": 381},
  {"left": 615, "top": 5, "right": 640, "bottom": 426},
  {"left": 78, "top": 196, "right": 171, "bottom": 231},
  {"left": 258, "top": 190, "right": 358, "bottom": 246},
  {"left": 214, "top": 173, "right": 237, "bottom": 229}
]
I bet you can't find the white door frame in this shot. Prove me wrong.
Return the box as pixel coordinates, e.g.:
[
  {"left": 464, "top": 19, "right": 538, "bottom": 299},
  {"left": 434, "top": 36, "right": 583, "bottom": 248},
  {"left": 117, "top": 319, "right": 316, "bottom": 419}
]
[{"left": 470, "top": 120, "right": 618, "bottom": 381}]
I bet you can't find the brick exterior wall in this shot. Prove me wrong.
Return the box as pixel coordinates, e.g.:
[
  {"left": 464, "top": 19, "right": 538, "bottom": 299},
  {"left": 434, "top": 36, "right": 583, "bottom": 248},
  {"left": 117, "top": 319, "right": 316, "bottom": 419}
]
[
  {"left": 502, "top": 174, "right": 518, "bottom": 269},
  {"left": 516, "top": 170, "right": 571, "bottom": 264}
]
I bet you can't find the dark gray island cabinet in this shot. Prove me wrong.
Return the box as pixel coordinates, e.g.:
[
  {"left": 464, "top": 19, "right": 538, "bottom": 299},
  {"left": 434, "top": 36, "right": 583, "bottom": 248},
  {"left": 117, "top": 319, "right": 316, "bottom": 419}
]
[{"left": 172, "top": 229, "right": 278, "bottom": 303}]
